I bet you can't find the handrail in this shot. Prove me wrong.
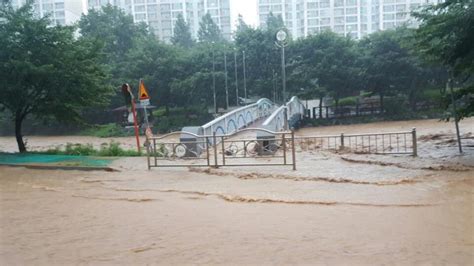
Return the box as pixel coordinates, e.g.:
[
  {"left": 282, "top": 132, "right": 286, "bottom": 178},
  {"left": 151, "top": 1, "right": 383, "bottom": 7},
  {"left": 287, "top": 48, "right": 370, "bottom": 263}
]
[
  {"left": 295, "top": 130, "right": 414, "bottom": 139},
  {"left": 148, "top": 131, "right": 210, "bottom": 140},
  {"left": 262, "top": 106, "right": 286, "bottom": 127},
  {"left": 201, "top": 98, "right": 273, "bottom": 130},
  {"left": 148, "top": 128, "right": 292, "bottom": 140},
  {"left": 225, "top": 127, "right": 291, "bottom": 136}
]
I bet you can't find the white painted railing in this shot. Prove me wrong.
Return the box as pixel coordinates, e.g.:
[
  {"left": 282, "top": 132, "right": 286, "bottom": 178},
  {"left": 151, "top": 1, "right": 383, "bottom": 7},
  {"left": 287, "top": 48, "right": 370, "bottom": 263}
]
[
  {"left": 262, "top": 96, "right": 305, "bottom": 132},
  {"left": 202, "top": 98, "right": 275, "bottom": 136}
]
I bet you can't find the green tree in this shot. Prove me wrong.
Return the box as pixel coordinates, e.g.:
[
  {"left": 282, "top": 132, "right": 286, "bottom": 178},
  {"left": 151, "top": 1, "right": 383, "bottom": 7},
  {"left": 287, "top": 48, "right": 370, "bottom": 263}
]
[
  {"left": 171, "top": 13, "right": 194, "bottom": 48},
  {"left": 0, "top": 4, "right": 111, "bottom": 152},
  {"left": 291, "top": 31, "right": 360, "bottom": 108},
  {"left": 78, "top": 4, "right": 148, "bottom": 60},
  {"left": 265, "top": 12, "right": 285, "bottom": 33},
  {"left": 413, "top": 0, "right": 473, "bottom": 119},
  {"left": 198, "top": 13, "right": 223, "bottom": 43},
  {"left": 234, "top": 14, "right": 285, "bottom": 100},
  {"left": 359, "top": 29, "right": 417, "bottom": 112},
  {"left": 124, "top": 37, "right": 182, "bottom": 114},
  {"left": 78, "top": 4, "right": 150, "bottom": 109}
]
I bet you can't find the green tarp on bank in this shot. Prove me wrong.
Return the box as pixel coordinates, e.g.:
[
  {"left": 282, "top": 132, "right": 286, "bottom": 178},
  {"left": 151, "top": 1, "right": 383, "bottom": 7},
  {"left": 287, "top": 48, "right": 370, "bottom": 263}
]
[{"left": 0, "top": 153, "right": 113, "bottom": 168}]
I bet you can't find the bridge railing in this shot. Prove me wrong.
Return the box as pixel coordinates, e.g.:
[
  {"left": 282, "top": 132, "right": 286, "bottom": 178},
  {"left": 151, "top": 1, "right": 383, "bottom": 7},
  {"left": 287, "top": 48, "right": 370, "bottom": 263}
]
[
  {"left": 262, "top": 96, "right": 306, "bottom": 132},
  {"left": 201, "top": 98, "right": 274, "bottom": 136}
]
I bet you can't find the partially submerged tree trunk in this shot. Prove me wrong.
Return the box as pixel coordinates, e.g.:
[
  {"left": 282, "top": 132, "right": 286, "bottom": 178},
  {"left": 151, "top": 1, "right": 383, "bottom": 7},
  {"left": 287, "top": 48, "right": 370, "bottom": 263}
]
[{"left": 14, "top": 112, "right": 27, "bottom": 153}]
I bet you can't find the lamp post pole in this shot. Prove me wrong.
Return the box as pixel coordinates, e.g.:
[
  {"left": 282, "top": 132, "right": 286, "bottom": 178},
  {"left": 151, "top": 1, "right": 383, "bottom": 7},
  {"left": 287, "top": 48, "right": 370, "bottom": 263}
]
[
  {"left": 275, "top": 29, "right": 288, "bottom": 102},
  {"left": 243, "top": 50, "right": 247, "bottom": 100},
  {"left": 212, "top": 47, "right": 217, "bottom": 114},
  {"left": 272, "top": 69, "right": 277, "bottom": 103},
  {"left": 224, "top": 52, "right": 229, "bottom": 110},
  {"left": 234, "top": 49, "right": 239, "bottom": 106}
]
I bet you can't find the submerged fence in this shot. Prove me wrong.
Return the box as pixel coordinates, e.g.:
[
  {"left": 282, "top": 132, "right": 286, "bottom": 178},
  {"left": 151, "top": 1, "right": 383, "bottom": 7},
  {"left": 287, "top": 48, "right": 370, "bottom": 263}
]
[
  {"left": 295, "top": 128, "right": 417, "bottom": 156},
  {"left": 146, "top": 128, "right": 297, "bottom": 170},
  {"left": 309, "top": 102, "right": 440, "bottom": 119}
]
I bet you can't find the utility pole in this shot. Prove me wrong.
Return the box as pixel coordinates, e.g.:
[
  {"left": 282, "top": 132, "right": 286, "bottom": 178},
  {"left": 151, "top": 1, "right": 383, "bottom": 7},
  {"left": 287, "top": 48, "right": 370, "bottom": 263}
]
[
  {"left": 234, "top": 49, "right": 239, "bottom": 106},
  {"left": 272, "top": 69, "right": 277, "bottom": 103},
  {"left": 243, "top": 50, "right": 247, "bottom": 100},
  {"left": 212, "top": 47, "right": 217, "bottom": 114},
  {"left": 224, "top": 52, "right": 229, "bottom": 110}
]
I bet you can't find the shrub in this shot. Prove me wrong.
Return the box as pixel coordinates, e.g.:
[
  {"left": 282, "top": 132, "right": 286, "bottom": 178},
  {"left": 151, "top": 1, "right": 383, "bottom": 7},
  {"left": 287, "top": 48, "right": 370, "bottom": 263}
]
[
  {"left": 38, "top": 142, "right": 142, "bottom": 157},
  {"left": 338, "top": 96, "right": 358, "bottom": 106},
  {"left": 80, "top": 123, "right": 132, "bottom": 138}
]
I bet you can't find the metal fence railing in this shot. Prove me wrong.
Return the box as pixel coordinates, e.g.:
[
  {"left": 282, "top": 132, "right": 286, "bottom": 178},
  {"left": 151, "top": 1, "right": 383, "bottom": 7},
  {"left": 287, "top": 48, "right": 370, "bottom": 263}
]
[
  {"left": 146, "top": 128, "right": 297, "bottom": 170},
  {"left": 295, "top": 128, "right": 417, "bottom": 156},
  {"left": 309, "top": 102, "right": 440, "bottom": 119}
]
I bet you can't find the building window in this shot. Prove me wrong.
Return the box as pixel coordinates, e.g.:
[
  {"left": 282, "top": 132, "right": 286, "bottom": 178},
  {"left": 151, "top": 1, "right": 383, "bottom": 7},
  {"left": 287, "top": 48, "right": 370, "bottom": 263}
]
[{"left": 334, "top": 8, "right": 344, "bottom": 16}]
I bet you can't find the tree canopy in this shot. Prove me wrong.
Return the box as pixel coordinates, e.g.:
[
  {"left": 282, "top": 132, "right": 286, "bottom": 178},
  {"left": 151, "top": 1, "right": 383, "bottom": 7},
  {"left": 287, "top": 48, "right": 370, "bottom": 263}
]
[
  {"left": 171, "top": 13, "right": 194, "bottom": 48},
  {"left": 413, "top": 0, "right": 473, "bottom": 119},
  {"left": 197, "top": 13, "right": 224, "bottom": 43},
  {"left": 0, "top": 3, "right": 111, "bottom": 152}
]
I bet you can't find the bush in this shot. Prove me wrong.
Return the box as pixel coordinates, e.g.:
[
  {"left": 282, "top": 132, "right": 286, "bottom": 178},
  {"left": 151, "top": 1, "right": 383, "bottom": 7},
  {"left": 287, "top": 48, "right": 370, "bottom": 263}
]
[
  {"left": 79, "top": 123, "right": 132, "bottom": 138},
  {"left": 338, "top": 96, "right": 358, "bottom": 106},
  {"left": 98, "top": 141, "right": 142, "bottom": 157},
  {"left": 384, "top": 96, "right": 409, "bottom": 118},
  {"left": 41, "top": 141, "right": 142, "bottom": 157},
  {"left": 64, "top": 143, "right": 95, "bottom": 156}
]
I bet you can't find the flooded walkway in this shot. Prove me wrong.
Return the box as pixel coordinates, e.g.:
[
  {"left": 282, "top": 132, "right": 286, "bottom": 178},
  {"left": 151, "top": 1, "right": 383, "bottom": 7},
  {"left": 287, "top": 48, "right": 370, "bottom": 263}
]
[{"left": 0, "top": 118, "right": 473, "bottom": 264}]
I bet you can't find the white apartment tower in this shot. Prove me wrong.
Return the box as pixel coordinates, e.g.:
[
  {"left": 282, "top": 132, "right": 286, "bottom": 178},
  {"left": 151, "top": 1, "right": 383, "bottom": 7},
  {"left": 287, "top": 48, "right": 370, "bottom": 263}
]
[
  {"left": 88, "top": 0, "right": 231, "bottom": 42},
  {"left": 11, "top": 0, "right": 88, "bottom": 25},
  {"left": 257, "top": 0, "right": 442, "bottom": 39}
]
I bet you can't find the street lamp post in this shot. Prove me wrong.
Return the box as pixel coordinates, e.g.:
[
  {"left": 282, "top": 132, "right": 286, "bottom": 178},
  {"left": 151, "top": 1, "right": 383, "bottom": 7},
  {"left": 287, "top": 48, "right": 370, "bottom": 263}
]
[
  {"left": 272, "top": 69, "right": 277, "bottom": 103},
  {"left": 224, "top": 52, "right": 229, "bottom": 110},
  {"left": 212, "top": 47, "right": 217, "bottom": 114},
  {"left": 275, "top": 29, "right": 288, "bottom": 102},
  {"left": 234, "top": 49, "right": 239, "bottom": 106},
  {"left": 243, "top": 50, "right": 247, "bottom": 100}
]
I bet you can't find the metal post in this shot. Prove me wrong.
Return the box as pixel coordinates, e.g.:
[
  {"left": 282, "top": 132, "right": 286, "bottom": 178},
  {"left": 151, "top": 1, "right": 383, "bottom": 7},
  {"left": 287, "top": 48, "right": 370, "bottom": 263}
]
[
  {"left": 234, "top": 49, "right": 239, "bottom": 106},
  {"left": 281, "top": 45, "right": 286, "bottom": 102},
  {"left": 153, "top": 139, "right": 157, "bottom": 166},
  {"left": 291, "top": 130, "right": 296, "bottom": 170},
  {"left": 130, "top": 95, "right": 141, "bottom": 153},
  {"left": 272, "top": 69, "right": 277, "bottom": 103},
  {"left": 221, "top": 136, "right": 226, "bottom": 166},
  {"left": 224, "top": 52, "right": 229, "bottom": 110},
  {"left": 146, "top": 139, "right": 151, "bottom": 170},
  {"left": 206, "top": 136, "right": 210, "bottom": 166},
  {"left": 282, "top": 133, "right": 287, "bottom": 165},
  {"left": 448, "top": 75, "right": 463, "bottom": 153},
  {"left": 243, "top": 50, "right": 247, "bottom": 100},
  {"left": 213, "top": 132, "right": 218, "bottom": 168},
  {"left": 340, "top": 133, "right": 344, "bottom": 150},
  {"left": 212, "top": 48, "right": 217, "bottom": 114},
  {"left": 412, "top": 128, "right": 417, "bottom": 157}
]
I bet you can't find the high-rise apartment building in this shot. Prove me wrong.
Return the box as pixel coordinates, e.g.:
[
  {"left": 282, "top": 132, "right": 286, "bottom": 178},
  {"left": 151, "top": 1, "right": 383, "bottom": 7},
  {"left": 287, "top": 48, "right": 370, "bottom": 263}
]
[
  {"left": 257, "top": 0, "right": 441, "bottom": 39},
  {"left": 88, "top": 0, "right": 231, "bottom": 42},
  {"left": 11, "top": 0, "right": 88, "bottom": 26}
]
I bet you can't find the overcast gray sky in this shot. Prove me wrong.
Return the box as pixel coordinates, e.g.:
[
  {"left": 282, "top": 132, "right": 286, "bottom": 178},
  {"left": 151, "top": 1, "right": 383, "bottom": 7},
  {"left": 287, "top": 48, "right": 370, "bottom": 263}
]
[{"left": 230, "top": 0, "right": 258, "bottom": 30}]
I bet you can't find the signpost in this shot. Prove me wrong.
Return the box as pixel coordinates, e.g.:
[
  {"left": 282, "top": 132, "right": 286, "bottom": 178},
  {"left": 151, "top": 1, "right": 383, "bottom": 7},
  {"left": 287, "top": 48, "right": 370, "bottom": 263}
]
[
  {"left": 139, "top": 79, "right": 151, "bottom": 130},
  {"left": 122, "top": 83, "right": 141, "bottom": 153}
]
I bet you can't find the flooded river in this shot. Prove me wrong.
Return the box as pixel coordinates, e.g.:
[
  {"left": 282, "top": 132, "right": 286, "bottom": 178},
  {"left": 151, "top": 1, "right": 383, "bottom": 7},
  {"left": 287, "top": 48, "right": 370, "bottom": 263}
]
[{"left": 0, "top": 119, "right": 473, "bottom": 264}]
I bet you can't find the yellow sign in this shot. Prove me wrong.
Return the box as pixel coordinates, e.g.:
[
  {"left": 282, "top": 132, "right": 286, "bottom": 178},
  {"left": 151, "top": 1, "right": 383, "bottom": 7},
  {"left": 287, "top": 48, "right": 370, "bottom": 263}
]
[{"left": 139, "top": 80, "right": 150, "bottom": 100}]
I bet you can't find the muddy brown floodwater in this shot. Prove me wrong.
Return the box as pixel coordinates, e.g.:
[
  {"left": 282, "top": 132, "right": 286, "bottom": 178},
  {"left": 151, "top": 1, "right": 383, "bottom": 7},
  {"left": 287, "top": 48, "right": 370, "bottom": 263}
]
[{"left": 1, "top": 119, "right": 473, "bottom": 265}]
